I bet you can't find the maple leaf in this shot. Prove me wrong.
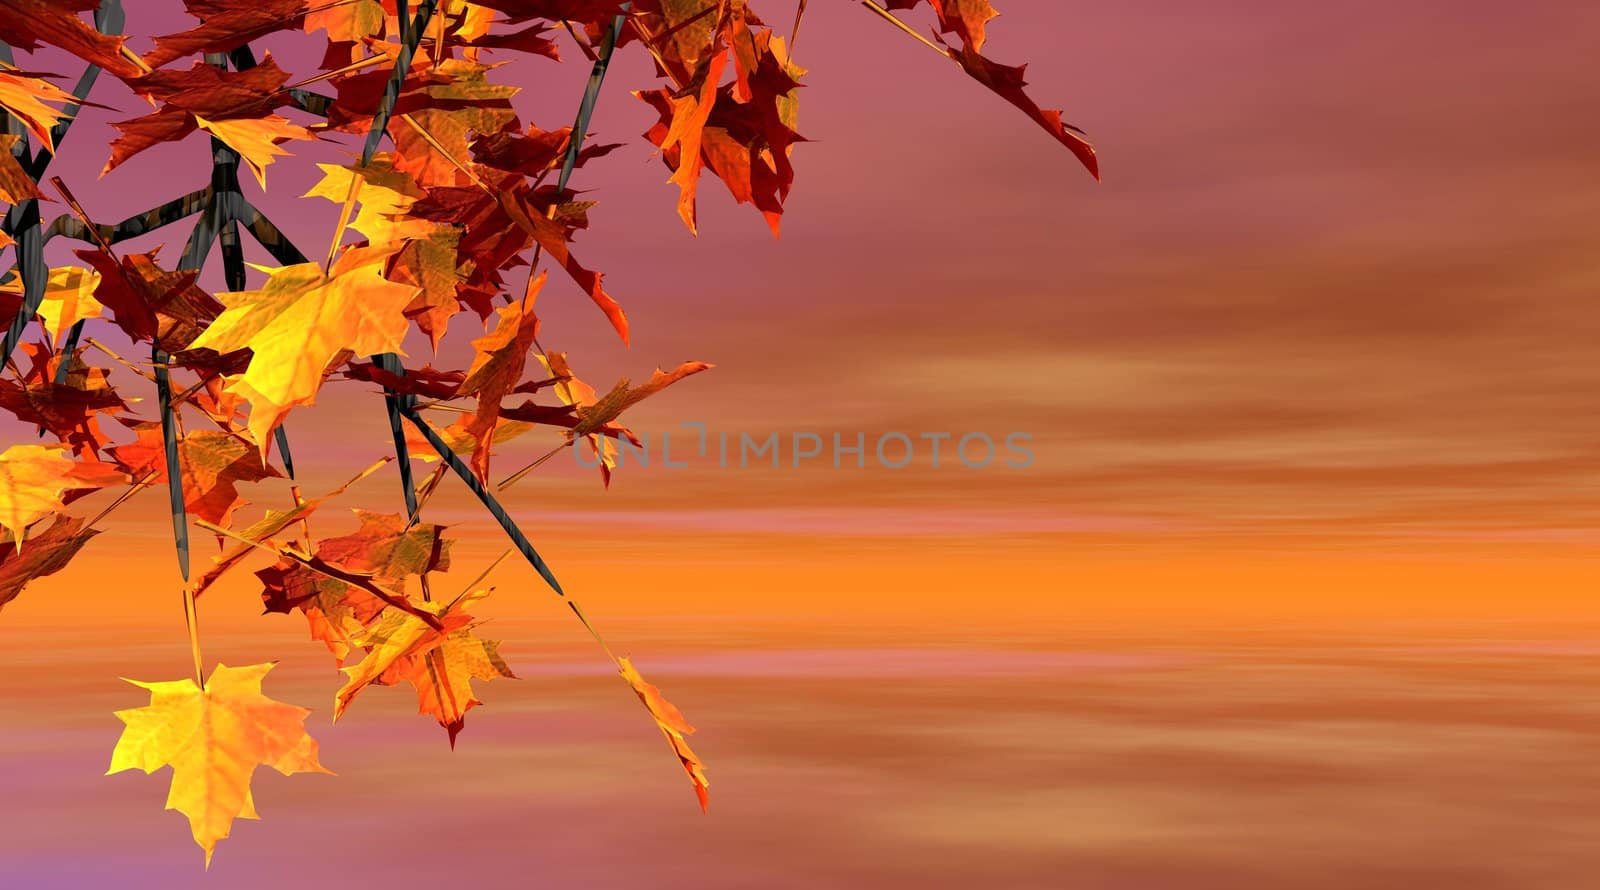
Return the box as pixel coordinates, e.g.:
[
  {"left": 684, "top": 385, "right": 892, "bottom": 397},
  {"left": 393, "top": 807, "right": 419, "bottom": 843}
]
[
  {"left": 639, "top": 27, "right": 805, "bottom": 235},
  {"left": 0, "top": 67, "right": 86, "bottom": 155},
  {"left": 470, "top": 124, "right": 621, "bottom": 179},
  {"left": 258, "top": 559, "right": 386, "bottom": 666},
  {"left": 333, "top": 584, "right": 513, "bottom": 745},
  {"left": 0, "top": 0, "right": 142, "bottom": 78},
  {"left": 572, "top": 361, "right": 714, "bottom": 436},
  {"left": 324, "top": 56, "right": 517, "bottom": 146},
  {"left": 457, "top": 274, "right": 544, "bottom": 481},
  {"left": 0, "top": 135, "right": 43, "bottom": 205},
  {"left": 0, "top": 343, "right": 126, "bottom": 456},
  {"left": 635, "top": 46, "right": 729, "bottom": 235},
  {"left": 106, "top": 58, "right": 312, "bottom": 185},
  {"left": 883, "top": 0, "right": 999, "bottom": 52},
  {"left": 184, "top": 244, "right": 419, "bottom": 453},
  {"left": 305, "top": 158, "right": 468, "bottom": 345},
  {"left": 304, "top": 156, "right": 438, "bottom": 245},
  {"left": 378, "top": 59, "right": 520, "bottom": 188},
  {"left": 77, "top": 248, "right": 226, "bottom": 353},
  {"left": 333, "top": 589, "right": 486, "bottom": 722},
  {"left": 0, "top": 443, "right": 124, "bottom": 546},
  {"left": 495, "top": 186, "right": 630, "bottom": 343},
  {"left": 304, "top": 0, "right": 387, "bottom": 44},
  {"left": 943, "top": 39, "right": 1098, "bottom": 178},
  {"left": 108, "top": 662, "right": 331, "bottom": 866},
  {"left": 259, "top": 509, "right": 452, "bottom": 664},
  {"left": 471, "top": 0, "right": 629, "bottom": 27},
  {"left": 530, "top": 350, "right": 616, "bottom": 484},
  {"left": 630, "top": 0, "right": 722, "bottom": 84},
  {"left": 145, "top": 0, "right": 312, "bottom": 70},
  {"left": 411, "top": 177, "right": 629, "bottom": 343},
  {"left": 404, "top": 415, "right": 539, "bottom": 463},
  {"left": 618, "top": 656, "right": 709, "bottom": 811},
  {"left": 317, "top": 509, "right": 453, "bottom": 582},
  {"left": 109, "top": 424, "right": 283, "bottom": 527},
  {"left": 0, "top": 513, "right": 98, "bottom": 612},
  {"left": 391, "top": 230, "right": 467, "bottom": 348},
  {"left": 191, "top": 458, "right": 395, "bottom": 600},
  {"left": 195, "top": 115, "right": 317, "bottom": 189},
  {"left": 407, "top": 626, "right": 517, "bottom": 746},
  {"left": 1, "top": 264, "right": 104, "bottom": 344}
]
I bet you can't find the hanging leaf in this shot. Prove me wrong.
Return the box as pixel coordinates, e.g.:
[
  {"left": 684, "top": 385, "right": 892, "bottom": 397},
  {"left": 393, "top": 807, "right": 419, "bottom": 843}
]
[{"left": 108, "top": 662, "right": 332, "bottom": 866}]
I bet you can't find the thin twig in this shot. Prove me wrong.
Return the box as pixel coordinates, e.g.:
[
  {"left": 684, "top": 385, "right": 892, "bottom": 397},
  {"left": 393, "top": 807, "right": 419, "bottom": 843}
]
[
  {"left": 859, "top": 0, "right": 951, "bottom": 59},
  {"left": 195, "top": 518, "right": 445, "bottom": 631}
]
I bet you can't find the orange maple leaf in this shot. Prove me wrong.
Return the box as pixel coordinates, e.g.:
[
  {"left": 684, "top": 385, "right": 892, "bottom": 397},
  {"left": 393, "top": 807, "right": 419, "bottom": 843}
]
[
  {"left": 0, "top": 134, "right": 43, "bottom": 205},
  {"left": 334, "top": 589, "right": 514, "bottom": 746},
  {"left": 109, "top": 424, "right": 283, "bottom": 527},
  {"left": 0, "top": 67, "right": 84, "bottom": 154},
  {"left": 458, "top": 273, "right": 544, "bottom": 481},
  {"left": 619, "top": 656, "right": 709, "bottom": 811}
]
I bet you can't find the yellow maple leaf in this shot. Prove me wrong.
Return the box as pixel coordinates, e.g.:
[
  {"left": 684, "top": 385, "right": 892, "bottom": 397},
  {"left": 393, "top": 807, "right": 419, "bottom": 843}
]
[
  {"left": 107, "top": 662, "right": 331, "bottom": 866},
  {"left": 0, "top": 444, "right": 123, "bottom": 546},
  {"left": 194, "top": 114, "right": 317, "bottom": 190},
  {"left": 0, "top": 265, "right": 103, "bottom": 344},
  {"left": 303, "top": 155, "right": 443, "bottom": 246},
  {"left": 184, "top": 244, "right": 418, "bottom": 452}
]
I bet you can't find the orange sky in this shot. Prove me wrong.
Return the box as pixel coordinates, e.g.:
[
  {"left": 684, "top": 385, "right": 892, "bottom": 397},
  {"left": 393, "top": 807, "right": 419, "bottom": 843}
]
[{"left": 4, "top": 1, "right": 1600, "bottom": 624}]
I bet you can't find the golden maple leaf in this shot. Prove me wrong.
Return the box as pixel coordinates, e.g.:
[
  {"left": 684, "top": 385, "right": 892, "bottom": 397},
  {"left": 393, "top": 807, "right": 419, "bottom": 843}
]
[
  {"left": 193, "top": 114, "right": 317, "bottom": 190},
  {"left": 184, "top": 244, "right": 418, "bottom": 453},
  {"left": 0, "top": 265, "right": 104, "bottom": 344},
  {"left": 303, "top": 156, "right": 440, "bottom": 246},
  {"left": 0, "top": 443, "right": 123, "bottom": 546},
  {"left": 305, "top": 159, "right": 467, "bottom": 346},
  {"left": 107, "top": 662, "right": 331, "bottom": 866}
]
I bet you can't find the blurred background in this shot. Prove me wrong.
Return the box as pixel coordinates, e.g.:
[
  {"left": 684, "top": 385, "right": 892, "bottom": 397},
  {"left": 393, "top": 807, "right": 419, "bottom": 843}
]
[{"left": 3, "top": 2, "right": 1600, "bottom": 887}]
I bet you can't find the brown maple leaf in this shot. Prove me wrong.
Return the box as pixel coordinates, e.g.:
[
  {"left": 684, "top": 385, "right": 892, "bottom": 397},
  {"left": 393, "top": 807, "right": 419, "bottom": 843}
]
[
  {"left": 0, "top": 512, "right": 98, "bottom": 612},
  {"left": 0, "top": 0, "right": 142, "bottom": 78},
  {"left": 144, "top": 0, "right": 312, "bottom": 71}
]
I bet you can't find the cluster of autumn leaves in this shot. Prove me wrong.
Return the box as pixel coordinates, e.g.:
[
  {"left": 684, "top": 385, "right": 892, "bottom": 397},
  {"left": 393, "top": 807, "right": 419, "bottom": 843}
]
[{"left": 0, "top": 0, "right": 1094, "bottom": 868}]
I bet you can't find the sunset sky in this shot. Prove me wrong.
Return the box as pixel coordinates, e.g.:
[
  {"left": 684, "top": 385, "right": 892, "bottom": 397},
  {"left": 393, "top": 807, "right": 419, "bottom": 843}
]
[
  {"left": 7, "top": 4, "right": 1600, "bottom": 888},
  {"left": 5, "top": 0, "right": 1600, "bottom": 628}
]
